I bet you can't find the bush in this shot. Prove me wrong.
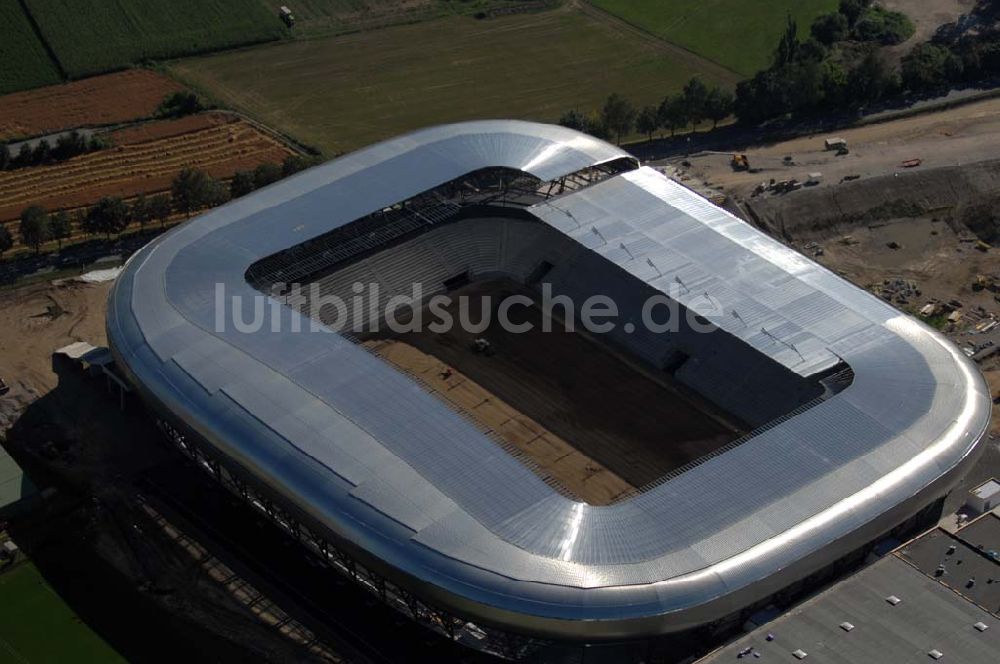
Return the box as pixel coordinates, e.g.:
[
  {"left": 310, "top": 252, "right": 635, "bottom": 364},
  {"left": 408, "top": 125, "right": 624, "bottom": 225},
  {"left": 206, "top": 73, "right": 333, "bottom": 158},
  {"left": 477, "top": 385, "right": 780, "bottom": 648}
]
[
  {"left": 811, "top": 12, "right": 848, "bottom": 45},
  {"left": 853, "top": 6, "right": 914, "bottom": 45},
  {"left": 156, "top": 91, "right": 204, "bottom": 119},
  {"left": 902, "top": 43, "right": 962, "bottom": 90}
]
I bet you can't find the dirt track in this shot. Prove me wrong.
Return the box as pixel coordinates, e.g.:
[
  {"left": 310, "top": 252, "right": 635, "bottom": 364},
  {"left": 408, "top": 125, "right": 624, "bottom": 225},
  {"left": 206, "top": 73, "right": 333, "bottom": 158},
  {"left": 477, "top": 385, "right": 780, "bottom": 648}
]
[{"left": 668, "top": 96, "right": 1000, "bottom": 198}]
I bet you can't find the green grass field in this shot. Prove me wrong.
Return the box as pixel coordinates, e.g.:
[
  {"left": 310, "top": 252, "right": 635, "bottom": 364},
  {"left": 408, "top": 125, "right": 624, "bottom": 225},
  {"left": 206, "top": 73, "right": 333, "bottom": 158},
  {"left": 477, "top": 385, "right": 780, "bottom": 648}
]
[
  {"left": 0, "top": 0, "right": 62, "bottom": 94},
  {"left": 24, "top": 0, "right": 287, "bottom": 78},
  {"left": 0, "top": 562, "right": 124, "bottom": 662},
  {"left": 588, "top": 0, "right": 838, "bottom": 77},
  {"left": 171, "top": 9, "right": 724, "bottom": 154}
]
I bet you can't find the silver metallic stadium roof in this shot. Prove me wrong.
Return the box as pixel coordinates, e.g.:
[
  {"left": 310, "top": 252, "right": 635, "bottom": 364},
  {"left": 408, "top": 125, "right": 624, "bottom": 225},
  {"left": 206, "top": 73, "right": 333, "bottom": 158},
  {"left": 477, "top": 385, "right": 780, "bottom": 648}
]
[{"left": 107, "top": 121, "right": 991, "bottom": 639}]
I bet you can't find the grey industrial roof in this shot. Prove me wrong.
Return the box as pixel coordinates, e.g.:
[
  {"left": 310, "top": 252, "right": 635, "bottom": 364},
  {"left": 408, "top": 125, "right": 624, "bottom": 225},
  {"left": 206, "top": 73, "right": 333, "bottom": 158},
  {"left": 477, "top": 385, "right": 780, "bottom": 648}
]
[
  {"left": 698, "top": 555, "right": 1000, "bottom": 663},
  {"left": 898, "top": 519, "right": 1000, "bottom": 614},
  {"left": 106, "top": 121, "right": 992, "bottom": 638}
]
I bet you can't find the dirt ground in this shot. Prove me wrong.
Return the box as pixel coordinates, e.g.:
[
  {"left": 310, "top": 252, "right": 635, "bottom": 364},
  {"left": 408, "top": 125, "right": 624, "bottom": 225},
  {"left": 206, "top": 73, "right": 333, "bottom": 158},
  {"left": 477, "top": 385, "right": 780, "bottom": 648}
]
[
  {"left": 365, "top": 338, "right": 635, "bottom": 504},
  {"left": 0, "top": 279, "right": 110, "bottom": 430},
  {"left": 0, "top": 70, "right": 183, "bottom": 141},
  {"left": 881, "top": 0, "right": 976, "bottom": 65},
  {"left": 364, "top": 281, "right": 741, "bottom": 491},
  {"left": 663, "top": 96, "right": 1000, "bottom": 198}
]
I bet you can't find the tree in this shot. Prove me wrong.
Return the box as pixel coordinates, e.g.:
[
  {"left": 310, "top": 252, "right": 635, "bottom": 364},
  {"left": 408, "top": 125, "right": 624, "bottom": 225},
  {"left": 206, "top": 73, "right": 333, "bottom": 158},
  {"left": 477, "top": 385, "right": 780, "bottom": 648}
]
[
  {"left": 636, "top": 105, "right": 660, "bottom": 141},
  {"left": 32, "top": 138, "right": 52, "bottom": 165},
  {"left": 682, "top": 77, "right": 710, "bottom": 130},
  {"left": 849, "top": 50, "right": 897, "bottom": 104},
  {"left": 150, "top": 194, "right": 172, "bottom": 228},
  {"left": 85, "top": 196, "right": 129, "bottom": 240},
  {"left": 282, "top": 154, "right": 318, "bottom": 177},
  {"left": 811, "top": 12, "right": 849, "bottom": 45},
  {"left": 54, "top": 130, "right": 87, "bottom": 160},
  {"left": 131, "top": 193, "right": 152, "bottom": 230},
  {"left": 14, "top": 143, "right": 31, "bottom": 168},
  {"left": 156, "top": 92, "right": 204, "bottom": 119},
  {"left": 0, "top": 225, "right": 12, "bottom": 259},
  {"left": 902, "top": 43, "right": 962, "bottom": 90},
  {"left": 774, "top": 14, "right": 800, "bottom": 67},
  {"left": 172, "top": 167, "right": 216, "bottom": 217},
  {"left": 19, "top": 206, "right": 50, "bottom": 254},
  {"left": 558, "top": 109, "right": 588, "bottom": 132},
  {"left": 600, "top": 93, "right": 637, "bottom": 144},
  {"left": 253, "top": 162, "right": 283, "bottom": 189},
  {"left": 853, "top": 6, "right": 915, "bottom": 45},
  {"left": 658, "top": 95, "right": 688, "bottom": 136},
  {"left": 49, "top": 210, "right": 71, "bottom": 250},
  {"left": 839, "top": 0, "right": 871, "bottom": 27},
  {"left": 230, "top": 170, "right": 256, "bottom": 198},
  {"left": 704, "top": 87, "right": 734, "bottom": 128}
]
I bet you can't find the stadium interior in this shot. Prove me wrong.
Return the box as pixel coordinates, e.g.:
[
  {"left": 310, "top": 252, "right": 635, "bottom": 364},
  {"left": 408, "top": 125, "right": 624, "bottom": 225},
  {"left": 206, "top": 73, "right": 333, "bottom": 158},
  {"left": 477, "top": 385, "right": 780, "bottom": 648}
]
[{"left": 246, "top": 165, "right": 855, "bottom": 504}]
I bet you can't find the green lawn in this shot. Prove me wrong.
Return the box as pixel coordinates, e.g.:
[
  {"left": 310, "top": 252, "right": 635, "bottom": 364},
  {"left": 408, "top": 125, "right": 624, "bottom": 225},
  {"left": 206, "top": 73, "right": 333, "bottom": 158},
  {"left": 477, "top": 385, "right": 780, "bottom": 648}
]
[
  {"left": 0, "top": 562, "right": 123, "bottom": 663},
  {"left": 588, "top": 0, "right": 839, "bottom": 77},
  {"left": 170, "top": 8, "right": 724, "bottom": 154},
  {"left": 24, "top": 0, "right": 287, "bottom": 78},
  {"left": 0, "top": 0, "right": 62, "bottom": 94}
]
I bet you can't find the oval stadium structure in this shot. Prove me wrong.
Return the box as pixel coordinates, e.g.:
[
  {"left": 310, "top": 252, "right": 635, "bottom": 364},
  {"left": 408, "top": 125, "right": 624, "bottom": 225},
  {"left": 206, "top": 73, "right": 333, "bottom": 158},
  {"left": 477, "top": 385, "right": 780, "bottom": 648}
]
[{"left": 107, "top": 121, "right": 991, "bottom": 657}]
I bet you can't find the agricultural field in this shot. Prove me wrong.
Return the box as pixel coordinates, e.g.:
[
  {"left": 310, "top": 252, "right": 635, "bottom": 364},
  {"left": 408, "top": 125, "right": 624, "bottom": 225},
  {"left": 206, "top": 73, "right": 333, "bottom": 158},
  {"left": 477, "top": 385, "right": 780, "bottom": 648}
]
[
  {"left": 0, "top": 0, "right": 62, "bottom": 95},
  {"left": 0, "top": 112, "right": 294, "bottom": 245},
  {"left": 0, "top": 70, "right": 182, "bottom": 141},
  {"left": 0, "top": 562, "right": 124, "bottom": 662},
  {"left": 269, "top": 0, "right": 556, "bottom": 37},
  {"left": 171, "top": 7, "right": 730, "bottom": 154},
  {"left": 587, "top": 0, "right": 839, "bottom": 77},
  {"left": 23, "top": 0, "right": 287, "bottom": 78}
]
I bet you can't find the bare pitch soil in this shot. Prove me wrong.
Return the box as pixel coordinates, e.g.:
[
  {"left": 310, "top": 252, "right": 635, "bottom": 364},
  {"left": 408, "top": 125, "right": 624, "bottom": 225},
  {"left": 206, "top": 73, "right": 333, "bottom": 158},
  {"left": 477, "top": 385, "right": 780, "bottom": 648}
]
[
  {"left": 363, "top": 281, "right": 741, "bottom": 493},
  {"left": 0, "top": 70, "right": 183, "bottom": 141}
]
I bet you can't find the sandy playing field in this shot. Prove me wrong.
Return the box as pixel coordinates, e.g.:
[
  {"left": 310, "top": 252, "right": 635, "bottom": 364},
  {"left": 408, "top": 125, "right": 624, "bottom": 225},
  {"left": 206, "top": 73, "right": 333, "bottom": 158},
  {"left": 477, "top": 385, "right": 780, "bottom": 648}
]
[{"left": 363, "top": 281, "right": 742, "bottom": 499}]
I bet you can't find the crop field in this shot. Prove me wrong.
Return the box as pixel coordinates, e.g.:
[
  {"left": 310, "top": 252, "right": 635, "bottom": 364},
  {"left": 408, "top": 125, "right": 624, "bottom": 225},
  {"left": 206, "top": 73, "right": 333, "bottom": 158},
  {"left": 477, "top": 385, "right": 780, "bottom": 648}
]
[
  {"left": 171, "top": 7, "right": 728, "bottom": 154},
  {"left": 0, "top": 113, "right": 294, "bottom": 244},
  {"left": 23, "top": 0, "right": 287, "bottom": 78},
  {"left": 0, "top": 563, "right": 124, "bottom": 662},
  {"left": 0, "top": 70, "right": 182, "bottom": 141},
  {"left": 0, "top": 0, "right": 61, "bottom": 95},
  {"left": 587, "top": 0, "right": 839, "bottom": 77}
]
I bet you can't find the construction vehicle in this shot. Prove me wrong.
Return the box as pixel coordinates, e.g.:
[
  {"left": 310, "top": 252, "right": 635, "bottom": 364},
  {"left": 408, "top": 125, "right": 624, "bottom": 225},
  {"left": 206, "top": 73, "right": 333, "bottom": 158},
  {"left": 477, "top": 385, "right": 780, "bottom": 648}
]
[
  {"left": 279, "top": 5, "right": 295, "bottom": 26},
  {"left": 824, "top": 138, "right": 847, "bottom": 151},
  {"left": 730, "top": 154, "right": 749, "bottom": 171}
]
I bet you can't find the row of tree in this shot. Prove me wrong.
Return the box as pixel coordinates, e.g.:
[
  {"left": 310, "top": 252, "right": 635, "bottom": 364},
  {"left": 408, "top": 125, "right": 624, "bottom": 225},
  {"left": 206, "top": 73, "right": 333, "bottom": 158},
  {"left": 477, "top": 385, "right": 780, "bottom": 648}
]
[
  {"left": 0, "top": 130, "right": 108, "bottom": 171},
  {"left": 0, "top": 153, "right": 321, "bottom": 258},
  {"left": 559, "top": 78, "right": 734, "bottom": 144},
  {"left": 733, "top": 4, "right": 907, "bottom": 125}
]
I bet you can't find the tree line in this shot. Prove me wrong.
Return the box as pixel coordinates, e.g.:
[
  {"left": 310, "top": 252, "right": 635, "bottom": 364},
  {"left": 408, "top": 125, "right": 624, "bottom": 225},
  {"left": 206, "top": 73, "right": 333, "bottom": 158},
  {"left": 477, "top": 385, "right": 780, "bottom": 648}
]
[
  {"left": 0, "top": 153, "right": 320, "bottom": 258},
  {"left": 0, "top": 130, "right": 108, "bottom": 171},
  {"left": 558, "top": 0, "right": 923, "bottom": 139},
  {"left": 559, "top": 78, "right": 734, "bottom": 144}
]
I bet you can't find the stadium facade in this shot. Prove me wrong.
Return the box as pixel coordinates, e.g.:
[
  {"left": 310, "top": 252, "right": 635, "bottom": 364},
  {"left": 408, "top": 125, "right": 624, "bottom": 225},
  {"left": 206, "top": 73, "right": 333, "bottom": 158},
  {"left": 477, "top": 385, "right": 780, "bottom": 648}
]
[{"left": 107, "top": 121, "right": 991, "bottom": 658}]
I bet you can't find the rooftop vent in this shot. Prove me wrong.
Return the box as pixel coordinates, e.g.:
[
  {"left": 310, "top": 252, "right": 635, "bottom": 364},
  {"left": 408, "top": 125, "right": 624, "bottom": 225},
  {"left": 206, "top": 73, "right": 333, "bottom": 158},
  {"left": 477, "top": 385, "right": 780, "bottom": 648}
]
[
  {"left": 886, "top": 595, "right": 902, "bottom": 605},
  {"left": 928, "top": 649, "right": 943, "bottom": 660},
  {"left": 840, "top": 622, "right": 855, "bottom": 632},
  {"left": 974, "top": 622, "right": 989, "bottom": 632},
  {"left": 792, "top": 649, "right": 808, "bottom": 660}
]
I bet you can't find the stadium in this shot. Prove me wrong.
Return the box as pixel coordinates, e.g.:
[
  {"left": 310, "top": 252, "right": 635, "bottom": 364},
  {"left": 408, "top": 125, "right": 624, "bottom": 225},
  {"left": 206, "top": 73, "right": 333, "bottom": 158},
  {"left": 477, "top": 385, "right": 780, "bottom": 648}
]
[{"left": 106, "top": 121, "right": 991, "bottom": 659}]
